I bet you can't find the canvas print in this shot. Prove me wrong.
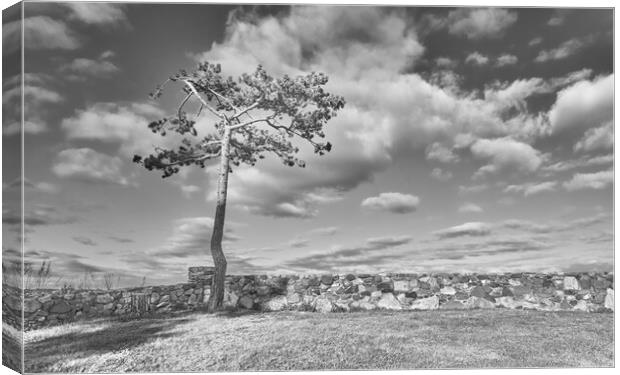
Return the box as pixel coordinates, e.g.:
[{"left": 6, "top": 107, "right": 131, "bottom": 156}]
[{"left": 1, "top": 1, "right": 614, "bottom": 373}]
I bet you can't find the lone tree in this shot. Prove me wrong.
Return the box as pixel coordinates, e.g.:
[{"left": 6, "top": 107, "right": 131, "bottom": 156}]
[{"left": 134, "top": 62, "right": 345, "bottom": 312}]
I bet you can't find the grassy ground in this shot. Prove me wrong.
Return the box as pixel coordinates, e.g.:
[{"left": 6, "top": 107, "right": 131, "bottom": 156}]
[
  {"left": 2, "top": 324, "right": 22, "bottom": 372},
  {"left": 24, "top": 309, "right": 613, "bottom": 372}
]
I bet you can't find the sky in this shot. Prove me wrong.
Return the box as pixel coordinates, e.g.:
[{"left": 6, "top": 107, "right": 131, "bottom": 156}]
[{"left": 1, "top": 2, "right": 614, "bottom": 287}]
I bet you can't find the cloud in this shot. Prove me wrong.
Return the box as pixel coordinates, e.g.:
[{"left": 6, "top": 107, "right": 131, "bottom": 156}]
[
  {"left": 535, "top": 36, "right": 594, "bottom": 62},
  {"left": 547, "top": 14, "right": 564, "bottom": 26},
  {"left": 3, "top": 16, "right": 80, "bottom": 53},
  {"left": 60, "top": 55, "right": 120, "bottom": 80},
  {"left": 52, "top": 148, "right": 133, "bottom": 186},
  {"left": 288, "top": 238, "right": 309, "bottom": 248},
  {"left": 446, "top": 8, "right": 518, "bottom": 39},
  {"left": 465, "top": 52, "right": 489, "bottom": 65},
  {"left": 73, "top": 236, "right": 97, "bottom": 246},
  {"left": 425, "top": 142, "right": 459, "bottom": 163},
  {"left": 458, "top": 184, "right": 488, "bottom": 194},
  {"left": 108, "top": 236, "right": 134, "bottom": 243},
  {"left": 361, "top": 192, "right": 420, "bottom": 214},
  {"left": 504, "top": 181, "right": 558, "bottom": 197},
  {"left": 308, "top": 226, "right": 339, "bottom": 236},
  {"left": 435, "top": 57, "right": 458, "bottom": 69},
  {"left": 65, "top": 3, "right": 129, "bottom": 27},
  {"left": 529, "top": 37, "right": 542, "bottom": 46},
  {"left": 151, "top": 217, "right": 241, "bottom": 258},
  {"left": 542, "top": 154, "right": 612, "bottom": 174},
  {"left": 430, "top": 168, "right": 453, "bottom": 181},
  {"left": 62, "top": 260, "right": 105, "bottom": 274},
  {"left": 563, "top": 170, "right": 613, "bottom": 191},
  {"left": 470, "top": 137, "right": 544, "bottom": 178},
  {"left": 573, "top": 121, "right": 613, "bottom": 154},
  {"left": 3, "top": 178, "right": 58, "bottom": 194},
  {"left": 548, "top": 74, "right": 613, "bottom": 138},
  {"left": 61, "top": 102, "right": 167, "bottom": 157},
  {"left": 3, "top": 205, "right": 77, "bottom": 228},
  {"left": 458, "top": 203, "right": 483, "bottom": 213},
  {"left": 496, "top": 54, "right": 518, "bottom": 66},
  {"left": 434, "top": 222, "right": 492, "bottom": 239}
]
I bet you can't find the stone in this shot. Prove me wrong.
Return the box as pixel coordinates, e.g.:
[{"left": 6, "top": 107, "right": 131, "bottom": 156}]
[
  {"left": 150, "top": 293, "right": 160, "bottom": 304},
  {"left": 370, "top": 291, "right": 382, "bottom": 299},
  {"left": 510, "top": 285, "right": 532, "bottom": 297},
  {"left": 428, "top": 277, "right": 440, "bottom": 290},
  {"left": 508, "top": 278, "right": 522, "bottom": 286},
  {"left": 393, "top": 280, "right": 409, "bottom": 292},
  {"left": 377, "top": 281, "right": 394, "bottom": 292},
  {"left": 377, "top": 293, "right": 402, "bottom": 310},
  {"left": 409, "top": 278, "right": 419, "bottom": 289},
  {"left": 405, "top": 291, "right": 417, "bottom": 299},
  {"left": 455, "top": 292, "right": 469, "bottom": 300},
  {"left": 224, "top": 291, "right": 239, "bottom": 307},
  {"left": 38, "top": 295, "right": 52, "bottom": 304},
  {"left": 563, "top": 276, "right": 580, "bottom": 290},
  {"left": 63, "top": 294, "right": 75, "bottom": 300},
  {"left": 358, "top": 301, "right": 375, "bottom": 310},
  {"left": 396, "top": 293, "right": 407, "bottom": 304},
  {"left": 440, "top": 286, "right": 456, "bottom": 295},
  {"left": 187, "top": 294, "right": 197, "bottom": 305},
  {"left": 321, "top": 275, "right": 334, "bottom": 285},
  {"left": 239, "top": 295, "right": 254, "bottom": 309},
  {"left": 256, "top": 285, "right": 271, "bottom": 296},
  {"left": 410, "top": 295, "right": 439, "bottom": 310},
  {"left": 334, "top": 301, "right": 351, "bottom": 312},
  {"left": 351, "top": 278, "right": 364, "bottom": 286},
  {"left": 345, "top": 274, "right": 356, "bottom": 281},
  {"left": 103, "top": 303, "right": 114, "bottom": 311},
  {"left": 573, "top": 300, "right": 589, "bottom": 312},
  {"left": 287, "top": 293, "right": 301, "bottom": 304},
  {"left": 50, "top": 301, "right": 72, "bottom": 314},
  {"left": 470, "top": 286, "right": 488, "bottom": 298},
  {"left": 96, "top": 294, "right": 113, "bottom": 304},
  {"left": 261, "top": 295, "right": 288, "bottom": 312},
  {"left": 23, "top": 299, "right": 42, "bottom": 313},
  {"left": 604, "top": 288, "right": 614, "bottom": 311},
  {"left": 314, "top": 298, "right": 333, "bottom": 313},
  {"left": 466, "top": 296, "right": 495, "bottom": 309},
  {"left": 496, "top": 296, "right": 521, "bottom": 309}
]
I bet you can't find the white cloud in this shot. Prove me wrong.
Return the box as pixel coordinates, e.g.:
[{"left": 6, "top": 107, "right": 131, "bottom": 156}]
[
  {"left": 574, "top": 121, "right": 613, "bottom": 153},
  {"left": 426, "top": 142, "right": 459, "bottom": 163},
  {"left": 458, "top": 203, "right": 483, "bottom": 213},
  {"left": 430, "top": 168, "right": 453, "bottom": 181},
  {"left": 361, "top": 192, "right": 420, "bottom": 214},
  {"left": 563, "top": 170, "right": 613, "bottom": 191},
  {"left": 52, "top": 148, "right": 133, "bottom": 186},
  {"left": 434, "top": 222, "right": 492, "bottom": 239},
  {"left": 504, "top": 181, "right": 558, "bottom": 196},
  {"left": 495, "top": 54, "right": 518, "bottom": 66},
  {"left": 535, "top": 36, "right": 594, "bottom": 62},
  {"left": 465, "top": 52, "right": 489, "bottom": 65},
  {"left": 60, "top": 56, "right": 120, "bottom": 80},
  {"left": 470, "top": 137, "right": 544, "bottom": 178},
  {"left": 447, "top": 8, "right": 518, "bottom": 39},
  {"left": 548, "top": 74, "right": 613, "bottom": 137},
  {"left": 435, "top": 57, "right": 458, "bottom": 69},
  {"left": 66, "top": 3, "right": 129, "bottom": 27},
  {"left": 542, "top": 154, "right": 613, "bottom": 174},
  {"left": 3, "top": 16, "right": 80, "bottom": 53},
  {"left": 529, "top": 37, "right": 542, "bottom": 46},
  {"left": 3, "top": 121, "right": 48, "bottom": 136},
  {"left": 458, "top": 184, "right": 488, "bottom": 194}
]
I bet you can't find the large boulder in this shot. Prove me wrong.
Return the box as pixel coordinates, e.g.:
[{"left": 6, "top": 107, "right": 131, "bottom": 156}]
[
  {"left": 465, "top": 296, "right": 495, "bottom": 309},
  {"left": 440, "top": 286, "right": 456, "bottom": 295},
  {"left": 393, "top": 280, "right": 409, "bottom": 293},
  {"left": 410, "top": 295, "right": 439, "bottom": 310},
  {"left": 314, "top": 298, "right": 333, "bottom": 313},
  {"left": 23, "top": 299, "right": 42, "bottom": 313},
  {"left": 563, "top": 276, "right": 580, "bottom": 291},
  {"left": 238, "top": 295, "right": 254, "bottom": 310},
  {"left": 261, "top": 295, "right": 288, "bottom": 312},
  {"left": 495, "top": 296, "right": 521, "bottom": 309},
  {"left": 96, "top": 293, "right": 113, "bottom": 304},
  {"left": 377, "top": 293, "right": 402, "bottom": 310}
]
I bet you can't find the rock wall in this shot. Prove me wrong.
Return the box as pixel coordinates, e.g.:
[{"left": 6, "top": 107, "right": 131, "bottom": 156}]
[{"left": 4, "top": 272, "right": 614, "bottom": 331}]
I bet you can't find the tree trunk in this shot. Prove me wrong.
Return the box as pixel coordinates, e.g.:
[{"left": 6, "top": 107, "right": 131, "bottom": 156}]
[{"left": 207, "top": 126, "right": 231, "bottom": 313}]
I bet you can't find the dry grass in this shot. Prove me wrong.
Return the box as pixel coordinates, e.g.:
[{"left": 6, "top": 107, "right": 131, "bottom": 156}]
[{"left": 24, "top": 309, "right": 613, "bottom": 372}]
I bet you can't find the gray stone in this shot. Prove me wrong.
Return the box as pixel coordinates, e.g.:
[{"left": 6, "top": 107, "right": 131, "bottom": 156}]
[
  {"left": 358, "top": 301, "right": 375, "bottom": 310},
  {"left": 150, "top": 292, "right": 160, "bottom": 304},
  {"left": 261, "top": 295, "right": 288, "bottom": 312},
  {"left": 465, "top": 296, "right": 495, "bottom": 309},
  {"left": 50, "top": 301, "right": 72, "bottom": 313},
  {"left": 314, "top": 298, "right": 333, "bottom": 313},
  {"left": 410, "top": 295, "right": 439, "bottom": 310},
  {"left": 440, "top": 300, "right": 467, "bottom": 310},
  {"left": 256, "top": 285, "right": 271, "bottom": 296},
  {"left": 563, "top": 276, "right": 580, "bottom": 290},
  {"left": 96, "top": 294, "right": 113, "bottom": 304},
  {"left": 495, "top": 296, "right": 521, "bottom": 309},
  {"left": 187, "top": 294, "right": 197, "bottom": 305},
  {"left": 604, "top": 288, "right": 614, "bottom": 311},
  {"left": 393, "top": 280, "right": 409, "bottom": 292},
  {"left": 370, "top": 291, "right": 382, "bottom": 299},
  {"left": 224, "top": 291, "right": 238, "bottom": 307},
  {"left": 573, "top": 300, "right": 589, "bottom": 312},
  {"left": 334, "top": 301, "right": 350, "bottom": 312},
  {"left": 286, "top": 293, "right": 301, "bottom": 304},
  {"left": 320, "top": 274, "right": 334, "bottom": 285},
  {"left": 23, "top": 299, "right": 42, "bottom": 313},
  {"left": 239, "top": 295, "right": 254, "bottom": 309},
  {"left": 440, "top": 286, "right": 456, "bottom": 295},
  {"left": 377, "top": 293, "right": 402, "bottom": 310}
]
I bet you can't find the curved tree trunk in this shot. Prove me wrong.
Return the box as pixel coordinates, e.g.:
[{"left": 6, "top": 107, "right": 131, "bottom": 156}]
[{"left": 207, "top": 126, "right": 231, "bottom": 313}]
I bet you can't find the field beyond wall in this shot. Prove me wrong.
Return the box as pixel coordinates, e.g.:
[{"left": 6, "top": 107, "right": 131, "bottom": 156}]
[{"left": 24, "top": 309, "right": 613, "bottom": 372}]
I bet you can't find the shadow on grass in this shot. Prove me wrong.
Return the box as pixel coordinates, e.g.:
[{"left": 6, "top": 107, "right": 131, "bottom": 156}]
[{"left": 24, "top": 316, "right": 196, "bottom": 372}]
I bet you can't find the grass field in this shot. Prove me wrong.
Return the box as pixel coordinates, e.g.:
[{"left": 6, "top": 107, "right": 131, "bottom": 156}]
[{"left": 24, "top": 309, "right": 613, "bottom": 372}]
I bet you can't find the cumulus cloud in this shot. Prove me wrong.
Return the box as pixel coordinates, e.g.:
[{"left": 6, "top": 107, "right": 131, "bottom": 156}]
[
  {"left": 288, "top": 238, "right": 309, "bottom": 248},
  {"left": 3, "top": 205, "right": 77, "bottom": 228},
  {"left": 60, "top": 51, "right": 120, "bottom": 80},
  {"left": 535, "top": 36, "right": 594, "bottom": 62},
  {"left": 73, "top": 236, "right": 97, "bottom": 246},
  {"left": 504, "top": 181, "right": 558, "bottom": 196},
  {"left": 529, "top": 37, "right": 542, "bottom": 46},
  {"left": 3, "top": 16, "right": 80, "bottom": 53},
  {"left": 447, "top": 8, "right": 518, "bottom": 39},
  {"left": 563, "top": 170, "right": 613, "bottom": 191},
  {"left": 495, "top": 54, "right": 518, "bottom": 66},
  {"left": 542, "top": 154, "right": 612, "bottom": 174},
  {"left": 308, "top": 226, "right": 339, "bottom": 236},
  {"left": 465, "top": 52, "right": 489, "bottom": 65},
  {"left": 426, "top": 142, "right": 459, "bottom": 163},
  {"left": 3, "top": 178, "right": 58, "bottom": 194},
  {"left": 65, "top": 3, "right": 130, "bottom": 27},
  {"left": 361, "top": 192, "right": 420, "bottom": 214},
  {"left": 434, "top": 222, "right": 492, "bottom": 239},
  {"left": 52, "top": 148, "right": 133, "bottom": 186},
  {"left": 573, "top": 121, "right": 613, "bottom": 154},
  {"left": 548, "top": 74, "right": 613, "bottom": 138},
  {"left": 470, "top": 137, "right": 544, "bottom": 178},
  {"left": 458, "top": 203, "right": 483, "bottom": 213}
]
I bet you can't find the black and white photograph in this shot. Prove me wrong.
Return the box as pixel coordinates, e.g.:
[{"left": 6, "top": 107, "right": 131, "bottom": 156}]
[{"left": 1, "top": 0, "right": 615, "bottom": 372}]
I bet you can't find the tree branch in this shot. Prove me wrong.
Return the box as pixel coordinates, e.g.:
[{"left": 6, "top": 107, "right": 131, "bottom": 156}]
[
  {"left": 181, "top": 79, "right": 224, "bottom": 119},
  {"left": 228, "top": 116, "right": 274, "bottom": 130},
  {"left": 231, "top": 101, "right": 260, "bottom": 120}
]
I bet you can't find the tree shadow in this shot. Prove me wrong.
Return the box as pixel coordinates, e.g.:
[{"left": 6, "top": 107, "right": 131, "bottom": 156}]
[{"left": 24, "top": 315, "right": 195, "bottom": 372}]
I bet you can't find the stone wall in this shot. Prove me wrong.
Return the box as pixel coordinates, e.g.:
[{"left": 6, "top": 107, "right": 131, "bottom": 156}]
[{"left": 4, "top": 272, "right": 614, "bottom": 331}]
